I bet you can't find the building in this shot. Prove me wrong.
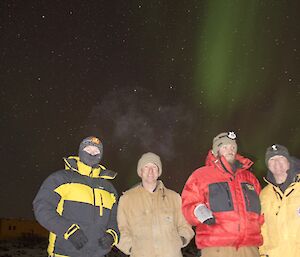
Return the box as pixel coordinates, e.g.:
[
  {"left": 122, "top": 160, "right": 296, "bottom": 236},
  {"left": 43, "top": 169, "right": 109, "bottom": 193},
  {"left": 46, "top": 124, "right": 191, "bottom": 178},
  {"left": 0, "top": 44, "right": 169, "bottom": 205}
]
[{"left": 0, "top": 218, "right": 48, "bottom": 240}]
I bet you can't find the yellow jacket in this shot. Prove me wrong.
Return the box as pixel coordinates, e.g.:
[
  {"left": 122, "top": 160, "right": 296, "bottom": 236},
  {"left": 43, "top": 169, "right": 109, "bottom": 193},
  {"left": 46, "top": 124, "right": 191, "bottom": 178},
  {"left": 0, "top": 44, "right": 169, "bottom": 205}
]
[
  {"left": 259, "top": 175, "right": 300, "bottom": 257},
  {"left": 117, "top": 181, "right": 194, "bottom": 257}
]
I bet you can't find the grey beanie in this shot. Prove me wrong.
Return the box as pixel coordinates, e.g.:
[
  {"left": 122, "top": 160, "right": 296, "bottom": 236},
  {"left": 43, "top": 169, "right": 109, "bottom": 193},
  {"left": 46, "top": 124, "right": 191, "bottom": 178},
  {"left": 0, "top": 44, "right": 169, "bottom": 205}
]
[
  {"left": 137, "top": 152, "right": 162, "bottom": 177},
  {"left": 212, "top": 131, "right": 237, "bottom": 157},
  {"left": 265, "top": 144, "right": 290, "bottom": 166}
]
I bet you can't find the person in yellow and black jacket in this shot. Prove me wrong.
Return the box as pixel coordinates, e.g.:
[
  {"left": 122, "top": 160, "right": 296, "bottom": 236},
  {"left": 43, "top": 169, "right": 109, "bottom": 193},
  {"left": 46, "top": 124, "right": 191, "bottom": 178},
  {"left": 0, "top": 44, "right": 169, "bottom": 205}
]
[{"left": 33, "top": 136, "right": 119, "bottom": 257}]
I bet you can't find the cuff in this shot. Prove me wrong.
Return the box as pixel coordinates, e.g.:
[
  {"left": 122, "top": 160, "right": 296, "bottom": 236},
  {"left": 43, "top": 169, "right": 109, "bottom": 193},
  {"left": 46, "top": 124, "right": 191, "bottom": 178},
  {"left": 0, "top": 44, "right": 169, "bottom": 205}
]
[
  {"left": 64, "top": 224, "right": 80, "bottom": 240},
  {"left": 106, "top": 229, "right": 119, "bottom": 246}
]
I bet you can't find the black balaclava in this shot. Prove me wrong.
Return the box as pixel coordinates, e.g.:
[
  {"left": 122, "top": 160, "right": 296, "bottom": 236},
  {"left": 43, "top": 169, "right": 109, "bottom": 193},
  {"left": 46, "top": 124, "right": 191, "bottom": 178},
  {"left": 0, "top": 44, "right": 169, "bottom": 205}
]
[{"left": 78, "top": 136, "right": 103, "bottom": 168}]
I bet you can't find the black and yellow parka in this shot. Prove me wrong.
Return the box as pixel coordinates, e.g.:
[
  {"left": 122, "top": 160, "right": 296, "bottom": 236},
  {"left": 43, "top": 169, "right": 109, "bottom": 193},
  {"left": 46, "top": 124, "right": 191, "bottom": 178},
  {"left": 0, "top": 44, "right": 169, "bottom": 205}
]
[{"left": 33, "top": 156, "right": 119, "bottom": 257}]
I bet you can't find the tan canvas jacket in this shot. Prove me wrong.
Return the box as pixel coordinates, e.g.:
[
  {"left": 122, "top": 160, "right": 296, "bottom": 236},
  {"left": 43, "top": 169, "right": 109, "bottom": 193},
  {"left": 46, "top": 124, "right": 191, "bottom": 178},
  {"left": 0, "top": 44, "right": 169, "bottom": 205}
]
[{"left": 117, "top": 181, "right": 194, "bottom": 257}]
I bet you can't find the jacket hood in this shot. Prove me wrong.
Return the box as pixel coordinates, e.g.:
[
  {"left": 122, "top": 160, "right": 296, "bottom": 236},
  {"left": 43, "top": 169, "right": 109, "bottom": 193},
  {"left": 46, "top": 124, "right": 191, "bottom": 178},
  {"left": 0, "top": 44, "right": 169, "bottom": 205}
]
[
  {"left": 205, "top": 150, "right": 253, "bottom": 170},
  {"left": 63, "top": 156, "right": 117, "bottom": 179}
]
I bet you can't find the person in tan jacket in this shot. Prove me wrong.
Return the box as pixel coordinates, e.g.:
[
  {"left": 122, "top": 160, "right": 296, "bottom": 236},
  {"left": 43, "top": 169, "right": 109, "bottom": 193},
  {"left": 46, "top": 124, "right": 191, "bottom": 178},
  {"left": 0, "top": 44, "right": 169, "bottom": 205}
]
[{"left": 117, "top": 152, "right": 194, "bottom": 257}]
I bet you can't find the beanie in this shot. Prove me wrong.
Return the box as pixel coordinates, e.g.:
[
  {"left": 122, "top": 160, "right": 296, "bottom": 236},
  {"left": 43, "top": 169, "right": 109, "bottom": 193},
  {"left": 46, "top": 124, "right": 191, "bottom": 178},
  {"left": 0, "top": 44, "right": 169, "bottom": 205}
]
[
  {"left": 212, "top": 131, "right": 237, "bottom": 157},
  {"left": 265, "top": 144, "right": 290, "bottom": 166},
  {"left": 79, "top": 136, "right": 103, "bottom": 159},
  {"left": 137, "top": 152, "right": 162, "bottom": 177}
]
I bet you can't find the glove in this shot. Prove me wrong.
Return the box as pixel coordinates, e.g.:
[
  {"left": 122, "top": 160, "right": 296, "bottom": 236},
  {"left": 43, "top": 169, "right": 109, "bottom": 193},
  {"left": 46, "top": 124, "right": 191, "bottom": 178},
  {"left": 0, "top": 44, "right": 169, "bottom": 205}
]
[
  {"left": 68, "top": 229, "right": 88, "bottom": 250},
  {"left": 194, "top": 204, "right": 216, "bottom": 225},
  {"left": 98, "top": 233, "right": 114, "bottom": 249}
]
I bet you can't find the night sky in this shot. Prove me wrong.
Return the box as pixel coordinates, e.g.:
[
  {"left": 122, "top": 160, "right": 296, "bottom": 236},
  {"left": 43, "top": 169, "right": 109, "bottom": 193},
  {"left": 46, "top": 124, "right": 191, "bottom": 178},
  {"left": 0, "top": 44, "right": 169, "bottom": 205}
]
[{"left": 1, "top": 1, "right": 299, "bottom": 218}]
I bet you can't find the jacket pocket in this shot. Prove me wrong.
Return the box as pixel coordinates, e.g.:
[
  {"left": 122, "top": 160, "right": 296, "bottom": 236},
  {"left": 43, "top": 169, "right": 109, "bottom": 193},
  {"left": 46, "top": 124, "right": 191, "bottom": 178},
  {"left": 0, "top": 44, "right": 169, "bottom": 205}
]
[
  {"left": 241, "top": 182, "right": 261, "bottom": 214},
  {"left": 208, "top": 182, "right": 234, "bottom": 212}
]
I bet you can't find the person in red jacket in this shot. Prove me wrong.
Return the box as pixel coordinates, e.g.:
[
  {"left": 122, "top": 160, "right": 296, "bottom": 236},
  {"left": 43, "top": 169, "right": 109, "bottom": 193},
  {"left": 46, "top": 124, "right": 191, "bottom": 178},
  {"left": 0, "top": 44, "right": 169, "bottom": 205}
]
[{"left": 181, "top": 131, "right": 263, "bottom": 257}]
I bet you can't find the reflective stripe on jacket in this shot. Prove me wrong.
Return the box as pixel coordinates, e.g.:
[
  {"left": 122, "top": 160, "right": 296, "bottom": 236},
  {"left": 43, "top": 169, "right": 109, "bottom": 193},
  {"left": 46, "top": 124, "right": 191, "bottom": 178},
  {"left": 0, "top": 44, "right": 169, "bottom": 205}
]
[
  {"left": 33, "top": 156, "right": 119, "bottom": 257},
  {"left": 182, "top": 151, "right": 263, "bottom": 249}
]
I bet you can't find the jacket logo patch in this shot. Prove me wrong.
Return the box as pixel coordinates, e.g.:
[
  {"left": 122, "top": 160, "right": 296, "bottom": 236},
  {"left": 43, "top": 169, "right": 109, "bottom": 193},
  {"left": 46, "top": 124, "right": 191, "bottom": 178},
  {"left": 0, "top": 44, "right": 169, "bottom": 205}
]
[{"left": 246, "top": 184, "right": 255, "bottom": 191}]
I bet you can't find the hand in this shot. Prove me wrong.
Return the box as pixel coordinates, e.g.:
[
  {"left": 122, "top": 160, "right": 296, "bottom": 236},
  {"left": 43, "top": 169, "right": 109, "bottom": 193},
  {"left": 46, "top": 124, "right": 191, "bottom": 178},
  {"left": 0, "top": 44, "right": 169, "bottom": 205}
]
[
  {"left": 194, "top": 204, "right": 216, "bottom": 225},
  {"left": 98, "top": 233, "right": 114, "bottom": 249},
  {"left": 68, "top": 229, "right": 88, "bottom": 250},
  {"left": 203, "top": 216, "right": 216, "bottom": 225}
]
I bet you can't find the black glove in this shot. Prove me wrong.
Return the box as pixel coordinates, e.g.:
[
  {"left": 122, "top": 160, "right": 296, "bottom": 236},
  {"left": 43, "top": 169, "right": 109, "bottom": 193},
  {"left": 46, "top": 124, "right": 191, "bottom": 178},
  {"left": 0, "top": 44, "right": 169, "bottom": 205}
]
[
  {"left": 203, "top": 216, "right": 216, "bottom": 225},
  {"left": 98, "top": 233, "right": 114, "bottom": 249},
  {"left": 68, "top": 229, "right": 88, "bottom": 250}
]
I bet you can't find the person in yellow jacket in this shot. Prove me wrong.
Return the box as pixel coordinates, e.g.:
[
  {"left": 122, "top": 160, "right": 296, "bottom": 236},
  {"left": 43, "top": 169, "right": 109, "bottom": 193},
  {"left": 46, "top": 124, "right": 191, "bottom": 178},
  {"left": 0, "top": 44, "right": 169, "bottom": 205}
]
[
  {"left": 116, "top": 152, "right": 194, "bottom": 257},
  {"left": 259, "top": 144, "right": 300, "bottom": 257}
]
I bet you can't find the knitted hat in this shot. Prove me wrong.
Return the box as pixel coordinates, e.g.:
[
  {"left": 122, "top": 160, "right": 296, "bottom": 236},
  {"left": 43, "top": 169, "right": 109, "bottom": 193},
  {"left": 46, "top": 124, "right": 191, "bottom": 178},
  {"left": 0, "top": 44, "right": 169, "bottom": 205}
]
[
  {"left": 212, "top": 131, "right": 237, "bottom": 157},
  {"left": 137, "top": 152, "right": 162, "bottom": 177},
  {"left": 79, "top": 136, "right": 103, "bottom": 158},
  {"left": 265, "top": 144, "right": 290, "bottom": 166}
]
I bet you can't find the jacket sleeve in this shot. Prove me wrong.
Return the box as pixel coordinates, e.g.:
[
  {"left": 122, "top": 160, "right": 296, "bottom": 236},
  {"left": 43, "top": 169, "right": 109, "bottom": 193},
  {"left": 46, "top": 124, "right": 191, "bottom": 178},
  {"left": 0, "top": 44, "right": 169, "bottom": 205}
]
[
  {"left": 259, "top": 190, "right": 269, "bottom": 256},
  {"left": 104, "top": 184, "right": 120, "bottom": 246},
  {"left": 259, "top": 216, "right": 269, "bottom": 257},
  {"left": 181, "top": 171, "right": 206, "bottom": 226},
  {"left": 251, "top": 173, "right": 264, "bottom": 225},
  {"left": 116, "top": 195, "right": 132, "bottom": 255},
  {"left": 32, "top": 171, "right": 74, "bottom": 237},
  {"left": 175, "top": 193, "right": 195, "bottom": 247}
]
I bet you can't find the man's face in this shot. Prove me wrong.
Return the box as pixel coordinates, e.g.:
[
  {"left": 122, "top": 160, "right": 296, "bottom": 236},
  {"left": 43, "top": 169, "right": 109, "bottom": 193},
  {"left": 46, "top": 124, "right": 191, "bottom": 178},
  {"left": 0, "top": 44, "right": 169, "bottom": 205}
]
[
  {"left": 140, "top": 163, "right": 159, "bottom": 184},
  {"left": 268, "top": 155, "right": 290, "bottom": 178},
  {"left": 83, "top": 145, "right": 100, "bottom": 156},
  {"left": 218, "top": 143, "right": 237, "bottom": 164}
]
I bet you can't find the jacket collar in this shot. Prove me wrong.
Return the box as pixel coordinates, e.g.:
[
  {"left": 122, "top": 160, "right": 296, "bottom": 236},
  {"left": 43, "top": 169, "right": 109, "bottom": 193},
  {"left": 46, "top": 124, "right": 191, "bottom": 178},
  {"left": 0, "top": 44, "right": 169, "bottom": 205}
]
[
  {"left": 63, "top": 156, "right": 117, "bottom": 179},
  {"left": 138, "top": 180, "right": 165, "bottom": 193},
  {"left": 205, "top": 150, "right": 253, "bottom": 174}
]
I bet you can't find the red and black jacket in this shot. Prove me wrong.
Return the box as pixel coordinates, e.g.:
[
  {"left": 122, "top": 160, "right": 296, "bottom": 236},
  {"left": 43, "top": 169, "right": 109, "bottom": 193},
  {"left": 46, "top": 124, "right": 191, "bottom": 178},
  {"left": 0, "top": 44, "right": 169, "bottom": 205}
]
[{"left": 181, "top": 151, "right": 263, "bottom": 249}]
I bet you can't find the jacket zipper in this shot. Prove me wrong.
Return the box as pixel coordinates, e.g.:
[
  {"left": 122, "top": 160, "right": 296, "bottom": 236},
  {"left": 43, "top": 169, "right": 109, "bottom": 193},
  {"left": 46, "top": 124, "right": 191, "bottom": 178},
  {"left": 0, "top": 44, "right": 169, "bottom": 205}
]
[
  {"left": 99, "top": 193, "right": 103, "bottom": 216},
  {"left": 91, "top": 168, "right": 96, "bottom": 223},
  {"left": 93, "top": 188, "right": 96, "bottom": 222}
]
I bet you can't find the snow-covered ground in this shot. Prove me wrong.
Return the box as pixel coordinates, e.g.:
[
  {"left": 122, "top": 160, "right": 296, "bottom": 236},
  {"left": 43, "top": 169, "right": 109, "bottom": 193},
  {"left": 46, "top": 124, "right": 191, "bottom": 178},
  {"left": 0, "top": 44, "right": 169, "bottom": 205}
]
[
  {"left": 0, "top": 238, "right": 47, "bottom": 257},
  {"left": 0, "top": 238, "right": 198, "bottom": 257}
]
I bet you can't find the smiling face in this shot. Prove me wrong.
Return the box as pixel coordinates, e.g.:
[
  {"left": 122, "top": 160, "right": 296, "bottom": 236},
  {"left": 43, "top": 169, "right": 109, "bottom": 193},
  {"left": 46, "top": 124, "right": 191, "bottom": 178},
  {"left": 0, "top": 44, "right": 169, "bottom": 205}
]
[
  {"left": 218, "top": 143, "right": 237, "bottom": 164},
  {"left": 268, "top": 155, "right": 290, "bottom": 183},
  {"left": 140, "top": 162, "right": 159, "bottom": 185}
]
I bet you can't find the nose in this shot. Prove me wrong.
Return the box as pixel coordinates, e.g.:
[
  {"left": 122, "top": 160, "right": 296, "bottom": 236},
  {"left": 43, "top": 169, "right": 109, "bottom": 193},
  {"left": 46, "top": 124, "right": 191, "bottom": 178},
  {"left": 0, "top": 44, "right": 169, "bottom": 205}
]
[{"left": 273, "top": 160, "right": 281, "bottom": 169}]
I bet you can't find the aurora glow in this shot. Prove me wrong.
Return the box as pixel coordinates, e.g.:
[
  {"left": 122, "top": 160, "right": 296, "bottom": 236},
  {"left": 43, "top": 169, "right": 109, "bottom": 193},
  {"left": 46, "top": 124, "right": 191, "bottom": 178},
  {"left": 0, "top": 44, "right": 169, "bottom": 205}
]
[{"left": 1, "top": 1, "right": 299, "bottom": 218}]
